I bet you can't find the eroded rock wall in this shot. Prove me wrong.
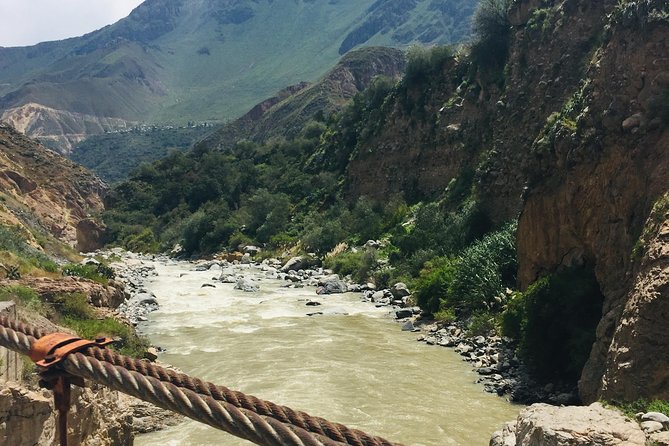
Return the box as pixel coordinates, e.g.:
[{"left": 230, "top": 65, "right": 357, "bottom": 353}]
[{"left": 0, "top": 383, "right": 133, "bottom": 446}]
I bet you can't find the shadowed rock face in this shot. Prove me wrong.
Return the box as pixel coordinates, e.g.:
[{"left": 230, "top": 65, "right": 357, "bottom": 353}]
[
  {"left": 596, "top": 200, "right": 669, "bottom": 403},
  {"left": 514, "top": 4, "right": 669, "bottom": 403}
]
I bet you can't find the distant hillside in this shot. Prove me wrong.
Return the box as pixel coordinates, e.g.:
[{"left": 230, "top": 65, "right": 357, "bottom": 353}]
[
  {"left": 70, "top": 47, "right": 405, "bottom": 182},
  {"left": 197, "top": 46, "right": 407, "bottom": 152},
  {"left": 0, "top": 0, "right": 478, "bottom": 153},
  {"left": 70, "top": 125, "right": 214, "bottom": 183}
]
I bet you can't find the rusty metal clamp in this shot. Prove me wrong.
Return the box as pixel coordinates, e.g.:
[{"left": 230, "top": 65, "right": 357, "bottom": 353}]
[{"left": 29, "top": 333, "right": 115, "bottom": 446}]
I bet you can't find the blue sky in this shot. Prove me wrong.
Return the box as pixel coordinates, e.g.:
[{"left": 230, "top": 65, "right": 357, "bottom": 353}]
[{"left": 0, "top": 0, "right": 144, "bottom": 47}]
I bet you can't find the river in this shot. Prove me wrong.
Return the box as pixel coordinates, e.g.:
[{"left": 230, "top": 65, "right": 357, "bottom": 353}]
[{"left": 134, "top": 260, "right": 520, "bottom": 446}]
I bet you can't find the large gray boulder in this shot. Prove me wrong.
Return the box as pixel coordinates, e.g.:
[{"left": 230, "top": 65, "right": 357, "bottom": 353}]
[
  {"left": 490, "top": 403, "right": 646, "bottom": 446},
  {"left": 316, "top": 275, "right": 348, "bottom": 295},
  {"left": 281, "top": 256, "right": 306, "bottom": 272},
  {"left": 234, "top": 278, "right": 259, "bottom": 293}
]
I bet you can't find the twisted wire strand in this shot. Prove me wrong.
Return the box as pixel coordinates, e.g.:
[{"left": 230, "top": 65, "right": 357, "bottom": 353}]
[
  {"left": 63, "top": 352, "right": 346, "bottom": 446},
  {"left": 0, "top": 314, "right": 46, "bottom": 340},
  {"left": 85, "top": 346, "right": 400, "bottom": 446},
  {"left": 0, "top": 324, "right": 34, "bottom": 356},
  {"left": 0, "top": 315, "right": 405, "bottom": 446}
]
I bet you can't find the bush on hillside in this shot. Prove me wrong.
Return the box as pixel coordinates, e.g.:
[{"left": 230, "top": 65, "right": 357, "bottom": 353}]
[
  {"left": 414, "top": 257, "right": 458, "bottom": 314},
  {"left": 0, "top": 285, "right": 43, "bottom": 313},
  {"left": 324, "top": 250, "right": 377, "bottom": 284},
  {"left": 412, "top": 222, "right": 517, "bottom": 316},
  {"left": 62, "top": 263, "right": 115, "bottom": 285},
  {"left": 0, "top": 225, "right": 59, "bottom": 273},
  {"left": 447, "top": 221, "right": 517, "bottom": 315},
  {"left": 470, "top": 0, "right": 513, "bottom": 75}
]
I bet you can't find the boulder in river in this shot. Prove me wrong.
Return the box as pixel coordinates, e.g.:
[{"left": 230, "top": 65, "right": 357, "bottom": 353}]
[
  {"left": 395, "top": 309, "right": 413, "bottom": 319},
  {"left": 281, "top": 256, "right": 306, "bottom": 272},
  {"left": 316, "top": 275, "right": 348, "bottom": 295},
  {"left": 234, "top": 278, "right": 260, "bottom": 293}
]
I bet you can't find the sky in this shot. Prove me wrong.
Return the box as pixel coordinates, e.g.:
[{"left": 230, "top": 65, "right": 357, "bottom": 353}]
[{"left": 0, "top": 0, "right": 144, "bottom": 47}]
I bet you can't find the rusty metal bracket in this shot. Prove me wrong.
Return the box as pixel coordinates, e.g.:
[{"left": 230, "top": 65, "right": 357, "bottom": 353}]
[
  {"left": 29, "top": 333, "right": 115, "bottom": 446},
  {"left": 30, "top": 332, "right": 114, "bottom": 368}
]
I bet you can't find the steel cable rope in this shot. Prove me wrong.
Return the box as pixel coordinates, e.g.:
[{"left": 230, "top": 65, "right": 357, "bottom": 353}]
[{"left": 0, "top": 314, "right": 404, "bottom": 446}]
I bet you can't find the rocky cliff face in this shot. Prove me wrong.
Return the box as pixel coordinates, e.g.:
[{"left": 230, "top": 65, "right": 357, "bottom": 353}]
[
  {"left": 513, "top": 1, "right": 669, "bottom": 403},
  {"left": 344, "top": 0, "right": 669, "bottom": 403},
  {"left": 0, "top": 384, "right": 133, "bottom": 446},
  {"left": 1, "top": 103, "right": 135, "bottom": 154},
  {"left": 0, "top": 124, "right": 107, "bottom": 251}
]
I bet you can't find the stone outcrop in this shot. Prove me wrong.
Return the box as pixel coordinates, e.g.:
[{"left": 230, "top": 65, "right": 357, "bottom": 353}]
[
  {"left": 596, "top": 196, "right": 669, "bottom": 402},
  {"left": 0, "top": 276, "right": 128, "bottom": 309},
  {"left": 0, "top": 383, "right": 133, "bottom": 446},
  {"left": 490, "top": 403, "right": 646, "bottom": 446}
]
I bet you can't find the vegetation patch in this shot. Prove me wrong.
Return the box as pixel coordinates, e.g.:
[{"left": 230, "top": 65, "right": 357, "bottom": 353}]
[
  {"left": 502, "top": 265, "right": 604, "bottom": 384},
  {"left": 62, "top": 263, "right": 115, "bottom": 285},
  {"left": 612, "top": 399, "right": 669, "bottom": 419}
]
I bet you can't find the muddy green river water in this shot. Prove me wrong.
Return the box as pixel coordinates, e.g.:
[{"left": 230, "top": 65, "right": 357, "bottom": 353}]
[{"left": 135, "top": 261, "right": 520, "bottom": 446}]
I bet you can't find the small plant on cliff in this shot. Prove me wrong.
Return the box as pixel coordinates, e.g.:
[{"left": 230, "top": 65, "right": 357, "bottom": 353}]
[
  {"left": 469, "top": 0, "right": 513, "bottom": 81},
  {"left": 632, "top": 194, "right": 669, "bottom": 260},
  {"left": 62, "top": 263, "right": 113, "bottom": 285},
  {"left": 613, "top": 399, "right": 669, "bottom": 419}
]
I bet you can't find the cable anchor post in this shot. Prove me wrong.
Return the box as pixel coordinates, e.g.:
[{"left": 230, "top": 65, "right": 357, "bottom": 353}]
[{"left": 29, "top": 333, "right": 115, "bottom": 446}]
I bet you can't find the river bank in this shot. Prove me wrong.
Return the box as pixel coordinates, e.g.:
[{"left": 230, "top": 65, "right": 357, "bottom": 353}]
[
  {"left": 97, "top": 250, "right": 669, "bottom": 446},
  {"left": 98, "top": 250, "right": 520, "bottom": 445}
]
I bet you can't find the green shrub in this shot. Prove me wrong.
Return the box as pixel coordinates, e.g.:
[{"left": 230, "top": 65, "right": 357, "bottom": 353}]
[
  {"left": 520, "top": 266, "right": 604, "bottom": 383},
  {"left": 434, "top": 307, "right": 457, "bottom": 324},
  {"left": 470, "top": 0, "right": 513, "bottom": 79},
  {"left": 447, "top": 221, "right": 517, "bottom": 315},
  {"left": 467, "top": 311, "right": 497, "bottom": 336},
  {"left": 613, "top": 399, "right": 669, "bottom": 419},
  {"left": 0, "top": 285, "right": 44, "bottom": 313},
  {"left": 62, "top": 263, "right": 113, "bottom": 285},
  {"left": 500, "top": 291, "right": 525, "bottom": 339},
  {"left": 62, "top": 317, "right": 149, "bottom": 358},
  {"left": 124, "top": 228, "right": 160, "bottom": 253},
  {"left": 0, "top": 224, "right": 59, "bottom": 272},
  {"left": 52, "top": 292, "right": 94, "bottom": 320},
  {"left": 405, "top": 45, "right": 454, "bottom": 86},
  {"left": 414, "top": 257, "right": 458, "bottom": 314},
  {"left": 324, "top": 250, "right": 377, "bottom": 283}
]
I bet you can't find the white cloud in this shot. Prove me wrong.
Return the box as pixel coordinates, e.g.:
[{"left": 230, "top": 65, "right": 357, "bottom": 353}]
[{"left": 0, "top": 0, "right": 144, "bottom": 47}]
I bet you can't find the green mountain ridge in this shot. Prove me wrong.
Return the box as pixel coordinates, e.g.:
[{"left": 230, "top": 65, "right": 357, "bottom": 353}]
[
  {"left": 0, "top": 0, "right": 478, "bottom": 153},
  {"left": 71, "top": 46, "right": 407, "bottom": 182}
]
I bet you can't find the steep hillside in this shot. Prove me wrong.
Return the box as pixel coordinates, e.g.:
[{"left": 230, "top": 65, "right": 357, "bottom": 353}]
[
  {"left": 0, "top": 0, "right": 478, "bottom": 153},
  {"left": 197, "top": 46, "right": 407, "bottom": 152},
  {"left": 329, "top": 0, "right": 669, "bottom": 403},
  {"left": 70, "top": 47, "right": 405, "bottom": 183},
  {"left": 0, "top": 124, "right": 106, "bottom": 251}
]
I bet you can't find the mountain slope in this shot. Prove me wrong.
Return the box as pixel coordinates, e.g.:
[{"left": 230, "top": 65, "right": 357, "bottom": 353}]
[
  {"left": 0, "top": 0, "right": 478, "bottom": 153},
  {"left": 197, "top": 46, "right": 407, "bottom": 152},
  {"left": 70, "top": 46, "right": 405, "bottom": 182},
  {"left": 0, "top": 124, "right": 106, "bottom": 251}
]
